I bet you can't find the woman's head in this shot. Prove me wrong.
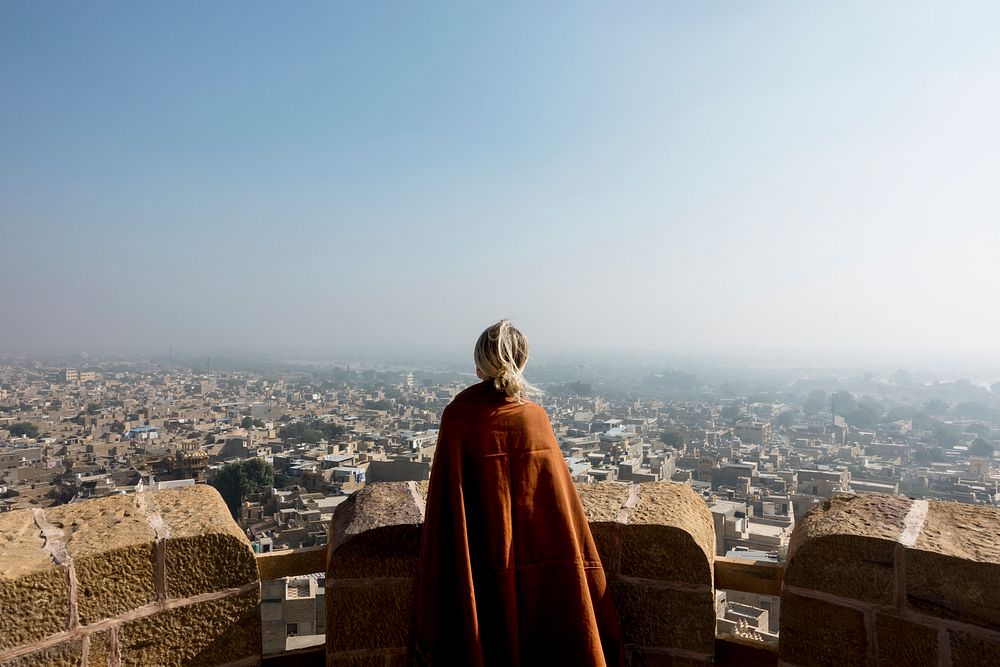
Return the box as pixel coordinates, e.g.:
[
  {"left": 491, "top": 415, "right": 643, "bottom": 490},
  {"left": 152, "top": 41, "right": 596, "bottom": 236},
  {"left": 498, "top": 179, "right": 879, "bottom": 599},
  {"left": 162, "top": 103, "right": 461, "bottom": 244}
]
[{"left": 474, "top": 320, "right": 532, "bottom": 399}]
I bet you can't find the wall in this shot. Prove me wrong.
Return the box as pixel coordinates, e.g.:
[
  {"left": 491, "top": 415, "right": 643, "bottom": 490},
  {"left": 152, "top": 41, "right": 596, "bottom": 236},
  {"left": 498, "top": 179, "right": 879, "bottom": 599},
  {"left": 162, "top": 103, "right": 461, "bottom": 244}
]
[
  {"left": 779, "top": 493, "right": 1000, "bottom": 667},
  {"left": 0, "top": 485, "right": 261, "bottom": 667},
  {"left": 324, "top": 480, "right": 717, "bottom": 666}
]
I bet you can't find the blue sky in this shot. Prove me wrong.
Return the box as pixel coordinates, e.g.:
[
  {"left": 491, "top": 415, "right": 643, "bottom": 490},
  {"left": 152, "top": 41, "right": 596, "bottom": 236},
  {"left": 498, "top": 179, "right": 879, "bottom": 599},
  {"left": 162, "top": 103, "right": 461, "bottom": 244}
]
[{"left": 2, "top": 2, "right": 999, "bottom": 363}]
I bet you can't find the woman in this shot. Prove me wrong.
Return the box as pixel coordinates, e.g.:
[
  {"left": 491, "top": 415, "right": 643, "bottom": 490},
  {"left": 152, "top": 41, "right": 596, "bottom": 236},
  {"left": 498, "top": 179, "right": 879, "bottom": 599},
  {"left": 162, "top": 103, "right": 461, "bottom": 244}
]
[{"left": 414, "top": 321, "right": 623, "bottom": 666}]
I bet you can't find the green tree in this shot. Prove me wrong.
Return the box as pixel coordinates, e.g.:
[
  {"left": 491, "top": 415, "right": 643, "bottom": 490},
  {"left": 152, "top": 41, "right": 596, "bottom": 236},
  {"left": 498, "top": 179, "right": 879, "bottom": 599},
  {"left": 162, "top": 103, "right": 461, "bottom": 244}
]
[
  {"left": 802, "top": 390, "right": 829, "bottom": 414},
  {"left": 923, "top": 399, "right": 948, "bottom": 416},
  {"left": 774, "top": 410, "right": 796, "bottom": 428},
  {"left": 932, "top": 422, "right": 962, "bottom": 447},
  {"left": 8, "top": 422, "right": 38, "bottom": 438},
  {"left": 969, "top": 438, "right": 995, "bottom": 459},
  {"left": 831, "top": 391, "right": 857, "bottom": 417},
  {"left": 659, "top": 427, "right": 687, "bottom": 449},
  {"left": 210, "top": 458, "right": 275, "bottom": 518},
  {"left": 279, "top": 419, "right": 345, "bottom": 443}
]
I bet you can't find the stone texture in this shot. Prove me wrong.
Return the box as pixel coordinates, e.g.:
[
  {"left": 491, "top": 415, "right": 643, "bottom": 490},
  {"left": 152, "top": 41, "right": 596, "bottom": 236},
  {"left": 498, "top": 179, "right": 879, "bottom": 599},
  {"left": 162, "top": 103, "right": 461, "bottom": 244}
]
[
  {"left": 326, "top": 579, "right": 415, "bottom": 654},
  {"left": 328, "top": 483, "right": 425, "bottom": 580},
  {"left": 327, "top": 525, "right": 421, "bottom": 580},
  {"left": 779, "top": 590, "right": 868, "bottom": 667},
  {"left": 913, "top": 501, "right": 1000, "bottom": 563},
  {"left": 906, "top": 501, "right": 1000, "bottom": 627},
  {"left": 326, "top": 655, "right": 386, "bottom": 667},
  {"left": 875, "top": 614, "right": 937, "bottom": 667},
  {"left": 117, "top": 588, "right": 261, "bottom": 666},
  {"left": 949, "top": 630, "right": 1000, "bottom": 667},
  {"left": 152, "top": 485, "right": 257, "bottom": 598},
  {"left": 619, "top": 484, "right": 714, "bottom": 586},
  {"left": 384, "top": 651, "right": 409, "bottom": 667},
  {"left": 0, "top": 510, "right": 68, "bottom": 651},
  {"left": 0, "top": 640, "right": 82, "bottom": 667},
  {"left": 785, "top": 494, "right": 911, "bottom": 605},
  {"left": 578, "top": 484, "right": 631, "bottom": 574},
  {"left": 46, "top": 494, "right": 157, "bottom": 624},
  {"left": 329, "top": 483, "right": 423, "bottom": 552},
  {"left": 577, "top": 482, "right": 631, "bottom": 523},
  {"left": 627, "top": 650, "right": 712, "bottom": 667},
  {"left": 588, "top": 522, "right": 620, "bottom": 575},
  {"left": 610, "top": 581, "right": 715, "bottom": 655},
  {"left": 87, "top": 629, "right": 114, "bottom": 667},
  {"left": 627, "top": 484, "right": 715, "bottom": 567},
  {"left": 621, "top": 523, "right": 713, "bottom": 586}
]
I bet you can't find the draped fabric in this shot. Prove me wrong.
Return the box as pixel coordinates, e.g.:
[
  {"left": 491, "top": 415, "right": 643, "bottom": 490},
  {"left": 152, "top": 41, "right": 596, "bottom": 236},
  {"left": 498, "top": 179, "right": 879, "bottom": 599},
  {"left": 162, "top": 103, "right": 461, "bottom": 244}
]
[{"left": 414, "top": 381, "right": 623, "bottom": 666}]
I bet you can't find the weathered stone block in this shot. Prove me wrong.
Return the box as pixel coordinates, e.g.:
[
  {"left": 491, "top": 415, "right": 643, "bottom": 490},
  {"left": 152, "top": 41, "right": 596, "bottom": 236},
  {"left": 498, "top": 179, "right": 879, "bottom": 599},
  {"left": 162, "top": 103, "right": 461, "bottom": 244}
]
[
  {"left": 326, "top": 578, "right": 415, "bottom": 654},
  {"left": 588, "top": 522, "right": 620, "bottom": 575},
  {"left": 0, "top": 511, "right": 68, "bottom": 651},
  {"left": 785, "top": 494, "right": 910, "bottom": 605},
  {"left": 577, "top": 482, "right": 631, "bottom": 523},
  {"left": 949, "top": 630, "right": 1000, "bottom": 667},
  {"left": 875, "top": 613, "right": 937, "bottom": 667},
  {"left": 152, "top": 485, "right": 257, "bottom": 598},
  {"left": 621, "top": 524, "right": 713, "bottom": 586},
  {"left": 610, "top": 580, "right": 715, "bottom": 655},
  {"left": 627, "top": 483, "right": 715, "bottom": 570},
  {"left": 86, "top": 629, "right": 114, "bottom": 667},
  {"left": 906, "top": 501, "right": 1000, "bottom": 627},
  {"left": 46, "top": 494, "right": 157, "bottom": 624},
  {"left": 329, "top": 483, "right": 423, "bottom": 551},
  {"left": 328, "top": 525, "right": 421, "bottom": 580},
  {"left": 578, "top": 484, "right": 631, "bottom": 575},
  {"left": 384, "top": 651, "right": 409, "bottom": 667},
  {"left": 627, "top": 649, "right": 712, "bottom": 667},
  {"left": 328, "top": 483, "right": 426, "bottom": 581},
  {"left": 117, "top": 588, "right": 261, "bottom": 667},
  {"left": 0, "top": 640, "right": 82, "bottom": 667},
  {"left": 326, "top": 655, "right": 386, "bottom": 667},
  {"left": 618, "top": 484, "right": 714, "bottom": 586},
  {"left": 779, "top": 590, "right": 868, "bottom": 667}
]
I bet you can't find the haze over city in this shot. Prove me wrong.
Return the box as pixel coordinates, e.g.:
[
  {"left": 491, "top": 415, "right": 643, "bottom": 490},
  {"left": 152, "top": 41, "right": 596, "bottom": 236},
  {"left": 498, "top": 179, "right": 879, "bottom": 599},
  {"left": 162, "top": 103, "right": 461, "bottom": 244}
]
[{"left": 3, "top": 2, "right": 999, "bottom": 367}]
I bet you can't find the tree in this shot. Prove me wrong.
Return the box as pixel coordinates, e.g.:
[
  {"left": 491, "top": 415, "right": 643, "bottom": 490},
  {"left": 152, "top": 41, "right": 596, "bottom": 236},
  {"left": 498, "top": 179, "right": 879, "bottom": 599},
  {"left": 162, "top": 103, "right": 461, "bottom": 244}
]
[
  {"left": 953, "top": 402, "right": 992, "bottom": 420},
  {"left": 932, "top": 422, "right": 962, "bottom": 447},
  {"left": 279, "top": 419, "right": 345, "bottom": 443},
  {"left": 8, "top": 422, "right": 38, "bottom": 438},
  {"left": 802, "top": 390, "right": 829, "bottom": 415},
  {"left": 210, "top": 459, "right": 275, "bottom": 518},
  {"left": 924, "top": 399, "right": 948, "bottom": 416},
  {"left": 969, "top": 438, "right": 995, "bottom": 459},
  {"left": 774, "top": 410, "right": 796, "bottom": 428},
  {"left": 831, "top": 391, "right": 857, "bottom": 418},
  {"left": 913, "top": 446, "right": 947, "bottom": 465},
  {"left": 659, "top": 427, "right": 687, "bottom": 449}
]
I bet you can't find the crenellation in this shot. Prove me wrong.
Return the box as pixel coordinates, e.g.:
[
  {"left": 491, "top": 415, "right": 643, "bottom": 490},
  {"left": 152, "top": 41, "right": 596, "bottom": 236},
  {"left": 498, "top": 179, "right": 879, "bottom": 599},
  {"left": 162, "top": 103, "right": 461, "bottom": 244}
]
[{"left": 0, "top": 485, "right": 262, "bottom": 666}]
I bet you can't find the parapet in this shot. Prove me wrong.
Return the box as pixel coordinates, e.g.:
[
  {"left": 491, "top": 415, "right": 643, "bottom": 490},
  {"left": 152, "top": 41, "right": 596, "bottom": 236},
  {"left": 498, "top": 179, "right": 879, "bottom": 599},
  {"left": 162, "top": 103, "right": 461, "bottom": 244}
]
[
  {"left": 0, "top": 485, "right": 261, "bottom": 667},
  {"left": 779, "top": 493, "right": 1000, "bottom": 667},
  {"left": 325, "top": 481, "right": 717, "bottom": 666}
]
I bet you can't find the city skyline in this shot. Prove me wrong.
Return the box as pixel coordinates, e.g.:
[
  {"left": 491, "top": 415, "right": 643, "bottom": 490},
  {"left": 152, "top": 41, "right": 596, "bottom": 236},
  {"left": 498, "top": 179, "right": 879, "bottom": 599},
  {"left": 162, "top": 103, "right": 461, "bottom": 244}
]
[{"left": 3, "top": 2, "right": 999, "bottom": 362}]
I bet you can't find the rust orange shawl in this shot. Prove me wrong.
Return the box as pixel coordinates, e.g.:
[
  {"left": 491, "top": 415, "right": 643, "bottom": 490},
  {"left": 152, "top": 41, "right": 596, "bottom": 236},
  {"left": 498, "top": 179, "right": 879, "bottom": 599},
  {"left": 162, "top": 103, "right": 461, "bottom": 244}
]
[{"left": 414, "top": 381, "right": 623, "bottom": 666}]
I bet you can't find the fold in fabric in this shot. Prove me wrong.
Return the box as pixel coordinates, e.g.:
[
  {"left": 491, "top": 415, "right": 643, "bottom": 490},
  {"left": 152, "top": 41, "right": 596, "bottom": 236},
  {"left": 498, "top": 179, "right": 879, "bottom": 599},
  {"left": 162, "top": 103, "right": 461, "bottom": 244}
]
[{"left": 415, "top": 381, "right": 623, "bottom": 666}]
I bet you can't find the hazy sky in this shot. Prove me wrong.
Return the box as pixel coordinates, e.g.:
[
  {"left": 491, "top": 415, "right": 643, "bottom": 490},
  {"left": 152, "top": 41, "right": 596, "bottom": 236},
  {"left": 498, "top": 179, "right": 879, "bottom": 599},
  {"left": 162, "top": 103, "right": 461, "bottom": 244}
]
[{"left": 2, "top": 2, "right": 999, "bottom": 363}]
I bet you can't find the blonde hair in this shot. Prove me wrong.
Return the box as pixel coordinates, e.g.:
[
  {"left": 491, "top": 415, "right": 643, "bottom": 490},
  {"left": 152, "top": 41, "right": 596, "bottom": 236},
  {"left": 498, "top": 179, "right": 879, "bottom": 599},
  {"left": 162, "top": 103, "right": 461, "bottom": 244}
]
[{"left": 474, "top": 320, "right": 535, "bottom": 400}]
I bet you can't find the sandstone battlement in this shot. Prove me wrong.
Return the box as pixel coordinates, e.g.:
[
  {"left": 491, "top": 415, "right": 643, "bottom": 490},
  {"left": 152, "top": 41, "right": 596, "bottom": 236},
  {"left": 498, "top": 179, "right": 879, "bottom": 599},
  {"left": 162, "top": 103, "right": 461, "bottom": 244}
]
[
  {"left": 0, "top": 485, "right": 260, "bottom": 667},
  {"left": 1, "top": 483, "right": 999, "bottom": 666}
]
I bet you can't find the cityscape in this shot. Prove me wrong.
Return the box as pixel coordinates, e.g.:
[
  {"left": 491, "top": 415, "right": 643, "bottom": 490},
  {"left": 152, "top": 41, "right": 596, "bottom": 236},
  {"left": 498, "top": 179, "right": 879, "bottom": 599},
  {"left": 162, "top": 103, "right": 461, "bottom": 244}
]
[
  {"left": 3, "top": 2, "right": 1000, "bottom": 665},
  {"left": 2, "top": 354, "right": 997, "bottom": 653}
]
